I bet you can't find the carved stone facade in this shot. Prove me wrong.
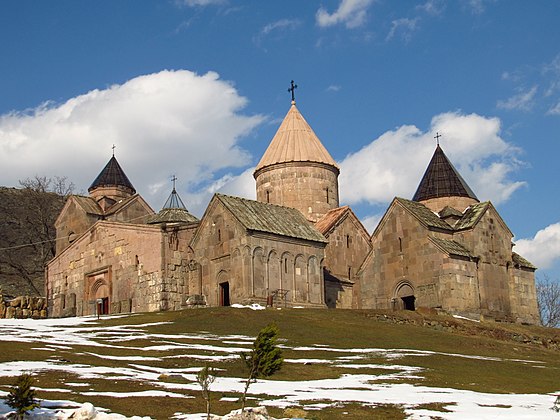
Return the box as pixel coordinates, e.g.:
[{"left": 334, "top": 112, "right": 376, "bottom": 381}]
[{"left": 45, "top": 100, "right": 539, "bottom": 324}]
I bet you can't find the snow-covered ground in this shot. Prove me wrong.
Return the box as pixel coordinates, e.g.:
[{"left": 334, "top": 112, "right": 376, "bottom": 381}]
[{"left": 0, "top": 312, "right": 557, "bottom": 419}]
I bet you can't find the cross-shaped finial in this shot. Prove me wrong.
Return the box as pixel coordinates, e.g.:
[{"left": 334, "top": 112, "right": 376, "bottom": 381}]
[
  {"left": 288, "top": 80, "right": 298, "bottom": 103},
  {"left": 112, "top": 144, "right": 116, "bottom": 156},
  {"left": 434, "top": 132, "right": 442, "bottom": 146},
  {"left": 171, "top": 175, "right": 177, "bottom": 191}
]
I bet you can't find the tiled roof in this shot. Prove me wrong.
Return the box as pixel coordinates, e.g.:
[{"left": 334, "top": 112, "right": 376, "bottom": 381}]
[
  {"left": 315, "top": 206, "right": 350, "bottom": 235},
  {"left": 430, "top": 237, "right": 474, "bottom": 258},
  {"left": 103, "top": 194, "right": 141, "bottom": 216},
  {"left": 216, "top": 194, "right": 327, "bottom": 243},
  {"left": 148, "top": 208, "right": 199, "bottom": 225},
  {"left": 88, "top": 156, "right": 136, "bottom": 194},
  {"left": 395, "top": 197, "right": 452, "bottom": 231},
  {"left": 512, "top": 252, "right": 537, "bottom": 270},
  {"left": 148, "top": 187, "right": 198, "bottom": 225},
  {"left": 72, "top": 195, "right": 103, "bottom": 216},
  {"left": 453, "top": 202, "right": 490, "bottom": 230},
  {"left": 439, "top": 206, "right": 463, "bottom": 218},
  {"left": 254, "top": 103, "right": 339, "bottom": 174},
  {"left": 412, "top": 145, "right": 478, "bottom": 202}
]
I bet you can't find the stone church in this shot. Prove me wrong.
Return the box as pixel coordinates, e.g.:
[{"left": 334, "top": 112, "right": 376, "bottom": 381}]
[{"left": 45, "top": 97, "right": 540, "bottom": 324}]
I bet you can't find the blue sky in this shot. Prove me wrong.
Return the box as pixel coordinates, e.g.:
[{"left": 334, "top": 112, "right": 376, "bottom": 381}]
[{"left": 1, "top": 0, "right": 559, "bottom": 279}]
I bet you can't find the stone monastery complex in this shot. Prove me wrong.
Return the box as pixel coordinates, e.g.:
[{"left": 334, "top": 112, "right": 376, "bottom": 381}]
[{"left": 46, "top": 97, "right": 540, "bottom": 324}]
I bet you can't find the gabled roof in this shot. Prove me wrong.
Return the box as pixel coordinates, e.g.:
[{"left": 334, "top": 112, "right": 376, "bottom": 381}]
[
  {"left": 439, "top": 206, "right": 463, "bottom": 219},
  {"left": 88, "top": 156, "right": 136, "bottom": 194},
  {"left": 453, "top": 202, "right": 490, "bottom": 230},
  {"left": 430, "top": 237, "right": 475, "bottom": 259},
  {"left": 512, "top": 252, "right": 537, "bottom": 270},
  {"left": 315, "top": 206, "right": 350, "bottom": 235},
  {"left": 71, "top": 195, "right": 103, "bottom": 216},
  {"left": 395, "top": 197, "right": 453, "bottom": 231},
  {"left": 254, "top": 102, "right": 339, "bottom": 175},
  {"left": 315, "top": 205, "right": 371, "bottom": 240},
  {"left": 412, "top": 145, "right": 478, "bottom": 202},
  {"left": 216, "top": 194, "right": 327, "bottom": 243}
]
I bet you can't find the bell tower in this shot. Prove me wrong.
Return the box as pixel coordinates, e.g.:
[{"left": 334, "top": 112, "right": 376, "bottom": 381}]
[{"left": 253, "top": 83, "right": 339, "bottom": 222}]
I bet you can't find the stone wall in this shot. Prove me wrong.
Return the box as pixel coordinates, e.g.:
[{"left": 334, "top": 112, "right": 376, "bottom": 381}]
[
  {"left": 47, "top": 221, "right": 167, "bottom": 317},
  {"left": 420, "top": 196, "right": 479, "bottom": 213},
  {"left": 193, "top": 199, "right": 326, "bottom": 307},
  {"left": 0, "top": 293, "right": 47, "bottom": 319},
  {"left": 359, "top": 202, "right": 450, "bottom": 310},
  {"left": 323, "top": 211, "right": 371, "bottom": 288}
]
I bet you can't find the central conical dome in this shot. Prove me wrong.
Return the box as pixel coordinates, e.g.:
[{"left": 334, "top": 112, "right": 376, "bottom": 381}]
[
  {"left": 413, "top": 145, "right": 479, "bottom": 212},
  {"left": 254, "top": 101, "right": 340, "bottom": 222},
  {"left": 254, "top": 102, "right": 339, "bottom": 174}
]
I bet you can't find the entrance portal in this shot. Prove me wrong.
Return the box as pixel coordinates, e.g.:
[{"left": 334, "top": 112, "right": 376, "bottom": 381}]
[
  {"left": 219, "top": 282, "right": 230, "bottom": 306},
  {"left": 97, "top": 297, "right": 109, "bottom": 315},
  {"left": 401, "top": 295, "right": 415, "bottom": 311},
  {"left": 395, "top": 282, "right": 416, "bottom": 311}
]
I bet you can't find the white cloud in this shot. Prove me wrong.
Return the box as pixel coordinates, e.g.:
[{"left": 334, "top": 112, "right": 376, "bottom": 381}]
[
  {"left": 416, "top": 0, "right": 445, "bottom": 16},
  {"left": 0, "top": 70, "right": 264, "bottom": 216},
  {"left": 546, "top": 102, "right": 560, "bottom": 116},
  {"left": 386, "top": 18, "right": 419, "bottom": 43},
  {"left": 184, "top": 167, "right": 256, "bottom": 216},
  {"left": 261, "top": 19, "right": 301, "bottom": 36},
  {"left": 514, "top": 223, "right": 560, "bottom": 269},
  {"left": 339, "top": 112, "right": 525, "bottom": 206},
  {"left": 175, "top": 0, "right": 225, "bottom": 7},
  {"left": 316, "top": 0, "right": 374, "bottom": 29},
  {"left": 464, "top": 0, "right": 491, "bottom": 14},
  {"left": 254, "top": 19, "right": 302, "bottom": 46},
  {"left": 360, "top": 213, "right": 382, "bottom": 235},
  {"left": 497, "top": 86, "right": 538, "bottom": 111},
  {"left": 326, "top": 85, "right": 341, "bottom": 92}
]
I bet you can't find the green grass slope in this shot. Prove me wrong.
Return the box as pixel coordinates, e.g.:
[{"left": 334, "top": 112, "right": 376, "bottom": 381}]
[{"left": 0, "top": 308, "right": 558, "bottom": 419}]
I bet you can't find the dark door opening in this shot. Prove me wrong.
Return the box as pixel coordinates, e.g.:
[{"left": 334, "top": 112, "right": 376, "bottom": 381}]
[
  {"left": 401, "top": 295, "right": 415, "bottom": 311},
  {"left": 97, "top": 297, "right": 110, "bottom": 315},
  {"left": 219, "top": 282, "right": 230, "bottom": 306}
]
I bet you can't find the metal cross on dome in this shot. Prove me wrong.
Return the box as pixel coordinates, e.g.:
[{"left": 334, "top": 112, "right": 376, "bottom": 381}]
[
  {"left": 112, "top": 144, "right": 116, "bottom": 156},
  {"left": 434, "top": 132, "right": 442, "bottom": 146},
  {"left": 288, "top": 80, "right": 298, "bottom": 102}
]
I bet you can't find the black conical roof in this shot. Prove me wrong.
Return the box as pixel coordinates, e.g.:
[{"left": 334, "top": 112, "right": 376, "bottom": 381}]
[
  {"left": 88, "top": 156, "right": 136, "bottom": 193},
  {"left": 412, "top": 145, "right": 478, "bottom": 202}
]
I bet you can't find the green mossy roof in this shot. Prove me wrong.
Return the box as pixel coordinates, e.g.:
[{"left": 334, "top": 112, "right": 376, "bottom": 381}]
[{"left": 216, "top": 194, "right": 327, "bottom": 243}]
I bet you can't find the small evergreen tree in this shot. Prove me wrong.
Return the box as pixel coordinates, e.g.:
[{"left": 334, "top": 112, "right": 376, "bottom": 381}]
[
  {"left": 196, "top": 365, "right": 216, "bottom": 419},
  {"left": 240, "top": 324, "right": 283, "bottom": 411},
  {"left": 5, "top": 374, "right": 40, "bottom": 419}
]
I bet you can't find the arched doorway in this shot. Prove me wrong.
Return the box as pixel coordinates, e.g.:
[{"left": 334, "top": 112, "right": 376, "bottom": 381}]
[
  {"left": 395, "top": 282, "right": 415, "bottom": 311},
  {"left": 219, "top": 281, "right": 230, "bottom": 306},
  {"left": 92, "top": 281, "right": 110, "bottom": 314}
]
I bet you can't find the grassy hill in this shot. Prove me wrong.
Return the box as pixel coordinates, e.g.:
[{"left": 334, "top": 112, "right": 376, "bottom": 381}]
[{"left": 0, "top": 307, "right": 558, "bottom": 419}]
